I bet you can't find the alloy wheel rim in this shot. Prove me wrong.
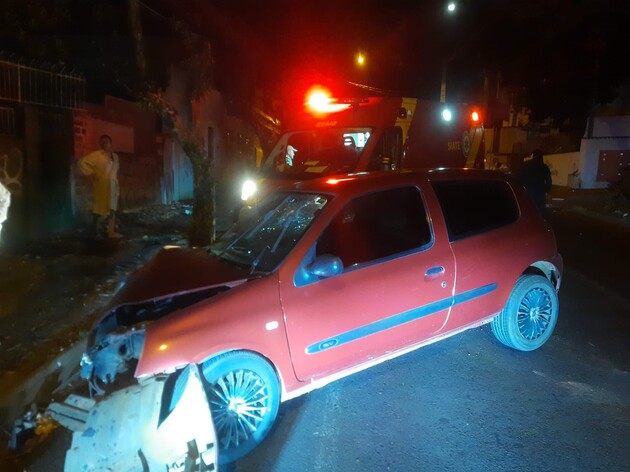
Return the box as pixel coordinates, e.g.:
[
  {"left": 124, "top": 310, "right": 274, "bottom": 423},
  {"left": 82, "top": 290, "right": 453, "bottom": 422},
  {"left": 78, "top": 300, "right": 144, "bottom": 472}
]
[
  {"left": 517, "top": 287, "right": 553, "bottom": 340},
  {"left": 209, "top": 369, "right": 270, "bottom": 450}
]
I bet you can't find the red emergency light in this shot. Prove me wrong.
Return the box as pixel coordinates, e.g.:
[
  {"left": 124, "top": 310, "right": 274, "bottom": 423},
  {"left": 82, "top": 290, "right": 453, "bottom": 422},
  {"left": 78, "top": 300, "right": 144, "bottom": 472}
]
[
  {"left": 305, "top": 87, "right": 351, "bottom": 114},
  {"left": 470, "top": 110, "right": 482, "bottom": 123}
]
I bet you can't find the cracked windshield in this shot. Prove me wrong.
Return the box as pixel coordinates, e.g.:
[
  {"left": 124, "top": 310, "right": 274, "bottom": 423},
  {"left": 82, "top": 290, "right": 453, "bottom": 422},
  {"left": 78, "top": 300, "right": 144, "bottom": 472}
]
[
  {"left": 261, "top": 128, "right": 371, "bottom": 180},
  {"left": 210, "top": 192, "right": 329, "bottom": 273}
]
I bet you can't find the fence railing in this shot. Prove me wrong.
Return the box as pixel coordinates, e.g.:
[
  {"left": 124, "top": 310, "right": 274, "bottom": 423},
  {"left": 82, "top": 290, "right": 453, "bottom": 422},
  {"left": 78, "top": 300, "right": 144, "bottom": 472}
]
[{"left": 0, "top": 60, "right": 85, "bottom": 110}]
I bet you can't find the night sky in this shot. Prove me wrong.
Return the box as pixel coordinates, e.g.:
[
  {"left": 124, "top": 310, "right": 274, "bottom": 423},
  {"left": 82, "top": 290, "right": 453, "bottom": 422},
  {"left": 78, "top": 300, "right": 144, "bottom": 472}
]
[{"left": 1, "top": 0, "right": 629, "bottom": 129}]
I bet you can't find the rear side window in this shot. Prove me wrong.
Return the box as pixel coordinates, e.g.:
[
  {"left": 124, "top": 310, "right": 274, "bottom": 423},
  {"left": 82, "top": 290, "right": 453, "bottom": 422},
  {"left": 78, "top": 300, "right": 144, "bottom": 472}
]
[
  {"left": 317, "top": 186, "right": 432, "bottom": 268},
  {"left": 432, "top": 180, "right": 519, "bottom": 241}
]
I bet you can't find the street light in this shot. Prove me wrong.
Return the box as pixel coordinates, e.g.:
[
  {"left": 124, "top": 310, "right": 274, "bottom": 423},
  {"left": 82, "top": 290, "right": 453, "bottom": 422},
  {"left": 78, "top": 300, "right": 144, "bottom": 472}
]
[
  {"left": 442, "top": 1, "right": 460, "bottom": 102},
  {"left": 356, "top": 52, "right": 365, "bottom": 66}
]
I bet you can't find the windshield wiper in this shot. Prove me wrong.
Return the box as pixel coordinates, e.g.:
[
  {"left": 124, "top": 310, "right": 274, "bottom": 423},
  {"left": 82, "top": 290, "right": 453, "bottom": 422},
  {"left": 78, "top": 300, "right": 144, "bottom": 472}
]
[
  {"left": 270, "top": 216, "right": 293, "bottom": 253},
  {"left": 249, "top": 245, "right": 269, "bottom": 274},
  {"left": 250, "top": 217, "right": 292, "bottom": 274}
]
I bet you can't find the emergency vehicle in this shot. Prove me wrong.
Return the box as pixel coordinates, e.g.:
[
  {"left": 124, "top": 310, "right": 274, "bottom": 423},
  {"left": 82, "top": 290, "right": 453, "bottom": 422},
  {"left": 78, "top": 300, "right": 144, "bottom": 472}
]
[{"left": 240, "top": 87, "right": 485, "bottom": 207}]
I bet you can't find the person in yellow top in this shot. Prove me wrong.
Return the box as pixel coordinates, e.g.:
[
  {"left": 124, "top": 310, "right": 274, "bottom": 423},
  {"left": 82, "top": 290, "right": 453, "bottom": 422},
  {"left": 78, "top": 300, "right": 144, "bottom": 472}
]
[{"left": 78, "top": 135, "right": 122, "bottom": 238}]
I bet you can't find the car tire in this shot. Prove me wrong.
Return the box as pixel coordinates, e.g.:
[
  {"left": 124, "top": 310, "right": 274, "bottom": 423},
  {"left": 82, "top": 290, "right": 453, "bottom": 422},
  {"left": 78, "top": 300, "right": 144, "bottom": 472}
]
[
  {"left": 201, "top": 351, "right": 280, "bottom": 464},
  {"left": 491, "top": 275, "right": 559, "bottom": 351}
]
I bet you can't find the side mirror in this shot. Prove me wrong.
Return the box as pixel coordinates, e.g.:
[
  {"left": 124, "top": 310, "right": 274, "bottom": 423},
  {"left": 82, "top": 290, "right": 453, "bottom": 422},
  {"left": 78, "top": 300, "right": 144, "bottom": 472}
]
[{"left": 308, "top": 254, "right": 343, "bottom": 278}]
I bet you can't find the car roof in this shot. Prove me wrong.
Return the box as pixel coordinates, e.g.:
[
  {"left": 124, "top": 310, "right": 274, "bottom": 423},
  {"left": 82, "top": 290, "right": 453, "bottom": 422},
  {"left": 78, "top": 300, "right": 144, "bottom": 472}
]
[{"left": 287, "top": 168, "right": 513, "bottom": 196}]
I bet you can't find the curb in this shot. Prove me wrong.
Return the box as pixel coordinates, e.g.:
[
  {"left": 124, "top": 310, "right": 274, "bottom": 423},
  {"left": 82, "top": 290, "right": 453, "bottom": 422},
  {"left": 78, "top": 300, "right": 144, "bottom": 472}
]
[
  {"left": 550, "top": 204, "right": 630, "bottom": 229},
  {"left": 0, "top": 237, "right": 173, "bottom": 431},
  {"left": 0, "top": 338, "right": 86, "bottom": 429}
]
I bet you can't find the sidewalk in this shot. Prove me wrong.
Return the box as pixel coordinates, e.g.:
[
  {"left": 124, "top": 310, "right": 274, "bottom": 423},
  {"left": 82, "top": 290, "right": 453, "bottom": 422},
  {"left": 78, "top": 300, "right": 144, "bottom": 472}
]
[
  {"left": 0, "top": 203, "right": 193, "bottom": 435},
  {"left": 547, "top": 185, "right": 630, "bottom": 227}
]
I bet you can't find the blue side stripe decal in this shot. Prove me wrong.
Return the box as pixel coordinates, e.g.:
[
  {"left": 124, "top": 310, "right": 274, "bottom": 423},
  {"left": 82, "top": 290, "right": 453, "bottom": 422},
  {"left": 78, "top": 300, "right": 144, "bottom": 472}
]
[{"left": 305, "top": 283, "right": 497, "bottom": 355}]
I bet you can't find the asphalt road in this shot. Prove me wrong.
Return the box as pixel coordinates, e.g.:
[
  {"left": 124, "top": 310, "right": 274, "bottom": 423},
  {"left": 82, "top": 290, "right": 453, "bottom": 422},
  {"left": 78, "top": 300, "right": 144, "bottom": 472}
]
[{"left": 10, "top": 208, "right": 630, "bottom": 472}]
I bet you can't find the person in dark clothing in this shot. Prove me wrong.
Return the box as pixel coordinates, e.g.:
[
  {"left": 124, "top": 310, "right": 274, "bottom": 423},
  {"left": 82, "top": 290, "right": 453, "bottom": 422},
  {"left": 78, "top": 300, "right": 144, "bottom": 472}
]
[{"left": 518, "top": 149, "right": 552, "bottom": 213}]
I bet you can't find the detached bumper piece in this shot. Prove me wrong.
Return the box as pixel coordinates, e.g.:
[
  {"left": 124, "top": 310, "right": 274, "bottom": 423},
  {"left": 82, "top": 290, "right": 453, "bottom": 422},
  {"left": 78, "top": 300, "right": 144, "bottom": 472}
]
[
  {"left": 48, "top": 365, "right": 218, "bottom": 472},
  {"left": 47, "top": 395, "right": 96, "bottom": 432}
]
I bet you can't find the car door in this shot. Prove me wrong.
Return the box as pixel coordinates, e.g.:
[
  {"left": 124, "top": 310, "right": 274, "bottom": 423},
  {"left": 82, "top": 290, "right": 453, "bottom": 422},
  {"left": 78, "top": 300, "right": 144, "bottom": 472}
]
[
  {"left": 279, "top": 185, "right": 455, "bottom": 381},
  {"left": 430, "top": 178, "right": 523, "bottom": 329}
]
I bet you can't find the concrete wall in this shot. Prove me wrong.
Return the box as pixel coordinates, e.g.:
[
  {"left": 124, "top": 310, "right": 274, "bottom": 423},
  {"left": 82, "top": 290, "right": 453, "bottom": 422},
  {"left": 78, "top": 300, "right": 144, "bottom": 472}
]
[
  {"left": 161, "top": 67, "right": 262, "bottom": 230},
  {"left": 578, "top": 116, "right": 630, "bottom": 188},
  {"left": 497, "top": 127, "right": 528, "bottom": 154},
  {"left": 544, "top": 152, "right": 581, "bottom": 187},
  {"left": 1, "top": 105, "right": 75, "bottom": 243},
  {"left": 579, "top": 137, "right": 630, "bottom": 189},
  {"left": 0, "top": 136, "right": 23, "bottom": 245},
  {"left": 162, "top": 136, "right": 193, "bottom": 202},
  {"left": 498, "top": 116, "right": 630, "bottom": 189}
]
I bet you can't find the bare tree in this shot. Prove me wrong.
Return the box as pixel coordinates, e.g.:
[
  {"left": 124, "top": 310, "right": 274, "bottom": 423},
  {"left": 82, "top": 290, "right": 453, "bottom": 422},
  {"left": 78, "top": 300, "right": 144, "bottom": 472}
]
[
  {"left": 144, "top": 89, "right": 215, "bottom": 246},
  {"left": 128, "top": 0, "right": 217, "bottom": 246}
]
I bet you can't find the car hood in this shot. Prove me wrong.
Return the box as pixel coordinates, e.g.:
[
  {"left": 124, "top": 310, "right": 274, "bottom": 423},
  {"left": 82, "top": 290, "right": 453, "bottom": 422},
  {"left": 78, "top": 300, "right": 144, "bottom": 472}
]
[
  {"left": 112, "top": 246, "right": 252, "bottom": 305},
  {"left": 90, "top": 246, "right": 253, "bottom": 341}
]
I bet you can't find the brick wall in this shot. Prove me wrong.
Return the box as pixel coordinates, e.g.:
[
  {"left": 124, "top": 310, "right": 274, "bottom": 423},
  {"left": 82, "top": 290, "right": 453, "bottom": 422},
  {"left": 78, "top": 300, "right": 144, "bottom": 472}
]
[
  {"left": 118, "top": 154, "right": 162, "bottom": 209},
  {"left": 72, "top": 109, "right": 92, "bottom": 224},
  {"left": 72, "top": 97, "right": 163, "bottom": 225}
]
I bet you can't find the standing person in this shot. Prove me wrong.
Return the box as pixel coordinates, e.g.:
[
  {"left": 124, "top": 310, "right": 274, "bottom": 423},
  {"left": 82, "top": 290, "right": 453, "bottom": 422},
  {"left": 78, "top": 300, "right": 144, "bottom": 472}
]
[
  {"left": 518, "top": 149, "right": 552, "bottom": 213},
  {"left": 275, "top": 144, "right": 298, "bottom": 173},
  {"left": 78, "top": 134, "right": 122, "bottom": 238}
]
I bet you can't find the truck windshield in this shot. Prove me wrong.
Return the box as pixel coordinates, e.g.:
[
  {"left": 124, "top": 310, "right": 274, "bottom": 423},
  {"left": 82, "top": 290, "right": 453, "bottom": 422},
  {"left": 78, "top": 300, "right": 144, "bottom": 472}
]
[
  {"left": 210, "top": 192, "right": 329, "bottom": 274},
  {"left": 261, "top": 128, "right": 372, "bottom": 180}
]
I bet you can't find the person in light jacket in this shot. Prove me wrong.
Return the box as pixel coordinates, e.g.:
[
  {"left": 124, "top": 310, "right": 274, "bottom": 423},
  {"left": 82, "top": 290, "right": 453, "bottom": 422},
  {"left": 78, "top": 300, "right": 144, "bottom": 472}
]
[{"left": 78, "top": 134, "right": 122, "bottom": 238}]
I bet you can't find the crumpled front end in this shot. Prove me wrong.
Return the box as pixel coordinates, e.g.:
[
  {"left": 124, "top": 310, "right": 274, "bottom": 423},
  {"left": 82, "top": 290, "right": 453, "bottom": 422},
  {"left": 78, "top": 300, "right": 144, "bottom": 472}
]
[
  {"left": 49, "top": 365, "right": 218, "bottom": 471},
  {"left": 80, "top": 284, "right": 236, "bottom": 392},
  {"left": 80, "top": 328, "right": 145, "bottom": 393}
]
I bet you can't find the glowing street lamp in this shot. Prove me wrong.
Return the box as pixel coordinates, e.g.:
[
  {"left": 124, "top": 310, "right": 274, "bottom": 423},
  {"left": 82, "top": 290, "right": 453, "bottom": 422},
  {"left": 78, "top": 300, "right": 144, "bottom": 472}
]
[
  {"left": 356, "top": 52, "right": 365, "bottom": 66},
  {"left": 442, "top": 1, "right": 459, "bottom": 102}
]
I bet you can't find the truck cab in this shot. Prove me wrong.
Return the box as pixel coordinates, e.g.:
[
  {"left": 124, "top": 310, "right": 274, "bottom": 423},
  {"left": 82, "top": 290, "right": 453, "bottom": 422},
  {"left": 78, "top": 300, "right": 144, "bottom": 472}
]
[{"left": 239, "top": 89, "right": 484, "bottom": 212}]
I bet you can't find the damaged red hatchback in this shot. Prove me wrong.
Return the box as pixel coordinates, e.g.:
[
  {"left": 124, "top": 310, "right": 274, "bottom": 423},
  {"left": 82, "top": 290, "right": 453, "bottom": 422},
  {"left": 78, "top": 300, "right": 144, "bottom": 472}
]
[{"left": 71, "top": 169, "right": 562, "bottom": 465}]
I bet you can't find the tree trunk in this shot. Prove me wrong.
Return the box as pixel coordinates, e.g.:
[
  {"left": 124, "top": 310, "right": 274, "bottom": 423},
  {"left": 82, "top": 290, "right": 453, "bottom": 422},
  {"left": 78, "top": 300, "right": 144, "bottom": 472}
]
[
  {"left": 128, "top": 0, "right": 146, "bottom": 82},
  {"left": 189, "top": 159, "right": 214, "bottom": 246}
]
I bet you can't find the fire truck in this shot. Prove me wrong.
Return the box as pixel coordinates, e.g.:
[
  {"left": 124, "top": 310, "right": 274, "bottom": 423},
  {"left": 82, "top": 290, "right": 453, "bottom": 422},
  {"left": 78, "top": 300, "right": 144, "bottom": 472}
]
[{"left": 240, "top": 87, "right": 485, "bottom": 209}]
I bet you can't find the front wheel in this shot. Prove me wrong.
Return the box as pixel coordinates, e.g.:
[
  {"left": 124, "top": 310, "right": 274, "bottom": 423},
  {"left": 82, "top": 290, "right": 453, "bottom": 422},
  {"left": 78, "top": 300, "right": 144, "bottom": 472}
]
[
  {"left": 491, "top": 275, "right": 559, "bottom": 351},
  {"left": 202, "top": 351, "right": 280, "bottom": 464}
]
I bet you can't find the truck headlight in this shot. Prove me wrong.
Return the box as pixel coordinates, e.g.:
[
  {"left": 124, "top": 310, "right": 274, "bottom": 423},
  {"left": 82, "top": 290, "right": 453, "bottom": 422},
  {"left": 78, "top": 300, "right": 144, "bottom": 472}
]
[{"left": 241, "top": 179, "right": 257, "bottom": 201}]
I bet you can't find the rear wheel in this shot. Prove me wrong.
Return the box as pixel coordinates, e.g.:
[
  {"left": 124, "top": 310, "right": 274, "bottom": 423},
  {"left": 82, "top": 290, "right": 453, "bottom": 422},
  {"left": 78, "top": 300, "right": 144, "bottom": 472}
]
[
  {"left": 202, "top": 351, "right": 280, "bottom": 464},
  {"left": 491, "top": 275, "right": 559, "bottom": 351}
]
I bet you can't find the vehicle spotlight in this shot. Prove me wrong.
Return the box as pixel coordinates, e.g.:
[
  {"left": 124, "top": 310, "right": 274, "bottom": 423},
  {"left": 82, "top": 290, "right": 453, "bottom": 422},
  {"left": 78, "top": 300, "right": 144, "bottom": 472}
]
[{"left": 241, "top": 179, "right": 257, "bottom": 201}]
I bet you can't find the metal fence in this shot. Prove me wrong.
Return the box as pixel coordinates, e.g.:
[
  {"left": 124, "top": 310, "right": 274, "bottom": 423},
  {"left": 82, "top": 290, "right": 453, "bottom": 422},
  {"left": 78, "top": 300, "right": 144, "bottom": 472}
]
[{"left": 0, "top": 60, "right": 85, "bottom": 110}]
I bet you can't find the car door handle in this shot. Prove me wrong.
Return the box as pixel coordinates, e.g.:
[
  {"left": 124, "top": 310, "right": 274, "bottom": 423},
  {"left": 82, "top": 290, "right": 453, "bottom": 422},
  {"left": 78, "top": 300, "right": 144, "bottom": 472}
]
[{"left": 424, "top": 266, "right": 445, "bottom": 277}]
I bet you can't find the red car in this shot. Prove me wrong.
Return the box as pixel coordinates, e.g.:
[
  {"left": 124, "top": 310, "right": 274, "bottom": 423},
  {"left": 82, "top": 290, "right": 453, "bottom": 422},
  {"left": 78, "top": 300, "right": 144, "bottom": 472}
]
[{"left": 71, "top": 169, "right": 562, "bottom": 465}]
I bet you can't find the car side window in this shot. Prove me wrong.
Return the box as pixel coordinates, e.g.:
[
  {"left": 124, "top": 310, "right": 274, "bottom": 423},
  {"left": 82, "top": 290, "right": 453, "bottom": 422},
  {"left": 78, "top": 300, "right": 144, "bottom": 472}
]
[
  {"left": 431, "top": 180, "right": 519, "bottom": 241},
  {"left": 316, "top": 186, "right": 432, "bottom": 269}
]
